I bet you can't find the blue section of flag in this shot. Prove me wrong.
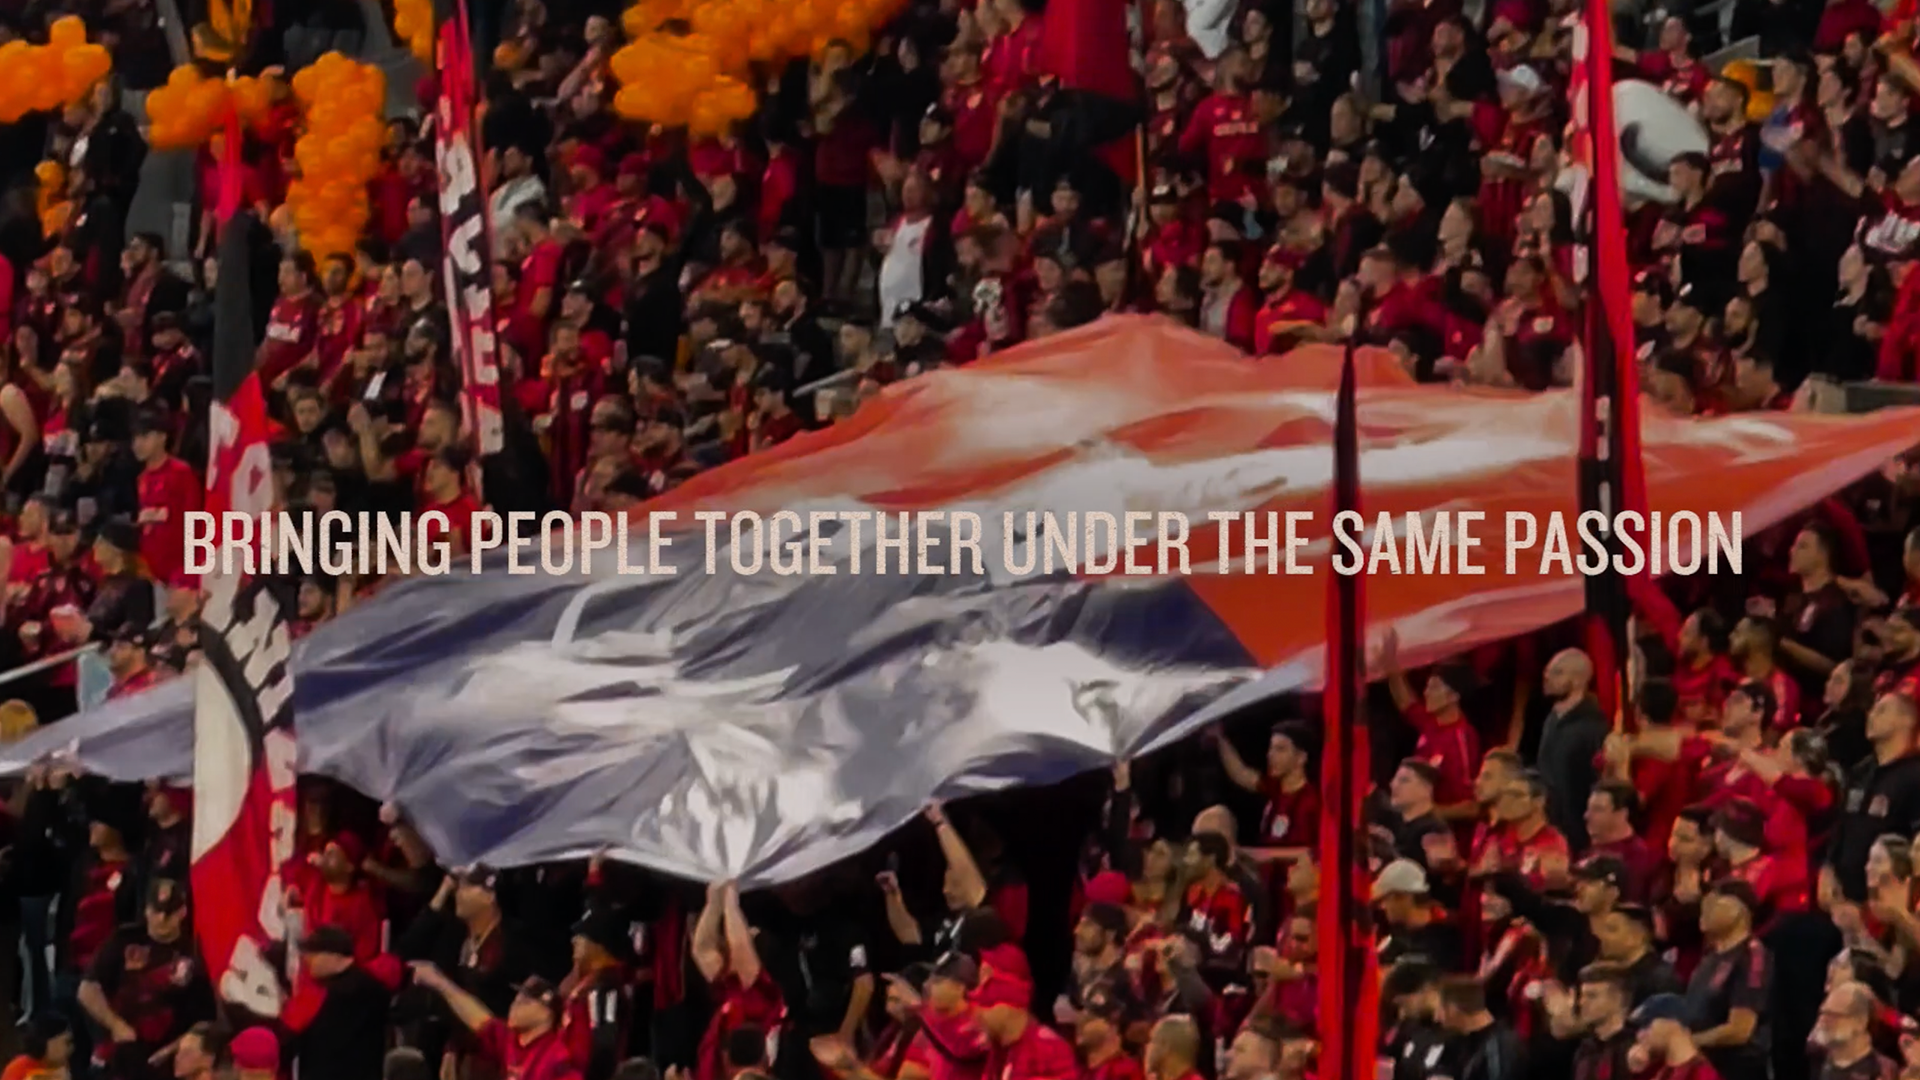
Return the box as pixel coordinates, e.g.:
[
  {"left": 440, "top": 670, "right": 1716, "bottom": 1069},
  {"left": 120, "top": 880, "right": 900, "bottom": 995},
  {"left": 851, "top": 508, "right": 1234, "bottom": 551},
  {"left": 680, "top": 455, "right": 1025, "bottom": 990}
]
[{"left": 0, "top": 528, "right": 1260, "bottom": 884}]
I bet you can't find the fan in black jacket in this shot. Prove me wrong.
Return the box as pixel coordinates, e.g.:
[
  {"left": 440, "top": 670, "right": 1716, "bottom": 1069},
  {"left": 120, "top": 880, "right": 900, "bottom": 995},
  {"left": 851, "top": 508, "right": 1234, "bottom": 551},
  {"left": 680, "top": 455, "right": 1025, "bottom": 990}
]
[{"left": 289, "top": 926, "right": 395, "bottom": 1080}]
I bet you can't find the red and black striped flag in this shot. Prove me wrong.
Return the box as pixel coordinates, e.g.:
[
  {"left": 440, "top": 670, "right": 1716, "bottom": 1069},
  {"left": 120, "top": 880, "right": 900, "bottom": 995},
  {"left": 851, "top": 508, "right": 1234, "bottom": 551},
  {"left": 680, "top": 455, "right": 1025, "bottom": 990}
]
[
  {"left": 1316, "top": 331, "right": 1378, "bottom": 1080},
  {"left": 1568, "top": 0, "right": 1649, "bottom": 724},
  {"left": 190, "top": 117, "right": 299, "bottom": 1019},
  {"left": 432, "top": 0, "right": 504, "bottom": 455}
]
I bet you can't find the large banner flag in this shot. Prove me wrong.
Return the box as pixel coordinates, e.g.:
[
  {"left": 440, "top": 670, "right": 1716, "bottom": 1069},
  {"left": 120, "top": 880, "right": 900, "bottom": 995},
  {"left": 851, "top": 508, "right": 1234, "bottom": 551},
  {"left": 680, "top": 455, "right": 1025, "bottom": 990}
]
[
  {"left": 191, "top": 126, "right": 299, "bottom": 1018},
  {"left": 432, "top": 0, "right": 504, "bottom": 454},
  {"left": 1317, "top": 337, "right": 1377, "bottom": 1080},
  {"left": 16, "top": 321, "right": 1919, "bottom": 885},
  {"left": 1568, "top": 4, "right": 1649, "bottom": 721}
]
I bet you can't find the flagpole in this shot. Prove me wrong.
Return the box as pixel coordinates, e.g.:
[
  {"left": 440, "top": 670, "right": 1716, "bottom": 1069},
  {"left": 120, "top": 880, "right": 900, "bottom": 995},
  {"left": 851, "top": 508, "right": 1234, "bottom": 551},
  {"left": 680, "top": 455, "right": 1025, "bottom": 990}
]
[
  {"left": 1317, "top": 302, "right": 1377, "bottom": 1080},
  {"left": 1571, "top": 0, "right": 1648, "bottom": 730}
]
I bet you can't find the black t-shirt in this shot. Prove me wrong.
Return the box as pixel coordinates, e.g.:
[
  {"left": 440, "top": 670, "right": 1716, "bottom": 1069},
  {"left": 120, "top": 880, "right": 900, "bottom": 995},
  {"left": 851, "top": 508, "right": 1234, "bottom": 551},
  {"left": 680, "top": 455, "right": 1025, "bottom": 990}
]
[
  {"left": 1828, "top": 753, "right": 1920, "bottom": 900},
  {"left": 1380, "top": 917, "right": 1463, "bottom": 973},
  {"left": 84, "top": 925, "right": 213, "bottom": 1050},
  {"left": 1682, "top": 936, "right": 1772, "bottom": 1080},
  {"left": 1783, "top": 581, "right": 1857, "bottom": 697},
  {"left": 1384, "top": 1022, "right": 1449, "bottom": 1080},
  {"left": 1391, "top": 810, "right": 1450, "bottom": 868},
  {"left": 1445, "top": 1020, "right": 1526, "bottom": 1080},
  {"left": 1572, "top": 1026, "right": 1635, "bottom": 1080},
  {"left": 763, "top": 910, "right": 871, "bottom": 1032},
  {"left": 1623, "top": 949, "right": 1685, "bottom": 1006},
  {"left": 1817, "top": 1050, "right": 1898, "bottom": 1080}
]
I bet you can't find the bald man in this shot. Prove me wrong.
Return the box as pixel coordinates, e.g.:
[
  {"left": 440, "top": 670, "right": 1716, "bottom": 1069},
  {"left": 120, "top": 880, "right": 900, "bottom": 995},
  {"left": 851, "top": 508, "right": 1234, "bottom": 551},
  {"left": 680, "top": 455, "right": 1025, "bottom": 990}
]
[
  {"left": 1145, "top": 1015, "right": 1205, "bottom": 1080},
  {"left": 1191, "top": 806, "right": 1272, "bottom": 943},
  {"left": 1537, "top": 648, "right": 1608, "bottom": 848}
]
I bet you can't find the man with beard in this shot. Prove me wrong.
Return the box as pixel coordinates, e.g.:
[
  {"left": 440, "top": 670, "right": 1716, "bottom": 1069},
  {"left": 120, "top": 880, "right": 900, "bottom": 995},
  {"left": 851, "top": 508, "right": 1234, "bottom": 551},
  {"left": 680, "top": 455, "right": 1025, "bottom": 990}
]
[
  {"left": 623, "top": 222, "right": 683, "bottom": 365},
  {"left": 78, "top": 880, "right": 213, "bottom": 1080},
  {"left": 316, "top": 254, "right": 364, "bottom": 380},
  {"left": 286, "top": 925, "right": 395, "bottom": 1080},
  {"left": 1063, "top": 904, "right": 1131, "bottom": 1015},
  {"left": 1701, "top": 78, "right": 1760, "bottom": 223},
  {"left": 1252, "top": 247, "right": 1326, "bottom": 354},
  {"left": 262, "top": 252, "right": 323, "bottom": 390},
  {"left": 1810, "top": 982, "right": 1894, "bottom": 1080},
  {"left": 299, "top": 832, "right": 383, "bottom": 962},
  {"left": 1871, "top": 607, "right": 1920, "bottom": 702},
  {"left": 1064, "top": 984, "right": 1138, "bottom": 1080},
  {"left": 768, "top": 278, "right": 835, "bottom": 393},
  {"left": 103, "top": 623, "right": 161, "bottom": 700},
  {"left": 113, "top": 233, "right": 186, "bottom": 356}
]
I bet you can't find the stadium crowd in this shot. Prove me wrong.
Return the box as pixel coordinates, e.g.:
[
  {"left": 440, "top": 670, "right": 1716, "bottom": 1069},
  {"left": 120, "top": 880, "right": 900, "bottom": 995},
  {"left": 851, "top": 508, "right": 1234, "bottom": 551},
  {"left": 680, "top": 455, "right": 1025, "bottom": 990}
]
[{"left": 0, "top": 0, "right": 1913, "bottom": 1079}]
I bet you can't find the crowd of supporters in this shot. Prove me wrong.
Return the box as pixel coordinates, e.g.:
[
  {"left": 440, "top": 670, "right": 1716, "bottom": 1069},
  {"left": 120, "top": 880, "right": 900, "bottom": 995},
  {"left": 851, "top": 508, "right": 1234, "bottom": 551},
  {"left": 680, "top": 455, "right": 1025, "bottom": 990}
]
[{"left": 0, "top": 0, "right": 1910, "bottom": 1080}]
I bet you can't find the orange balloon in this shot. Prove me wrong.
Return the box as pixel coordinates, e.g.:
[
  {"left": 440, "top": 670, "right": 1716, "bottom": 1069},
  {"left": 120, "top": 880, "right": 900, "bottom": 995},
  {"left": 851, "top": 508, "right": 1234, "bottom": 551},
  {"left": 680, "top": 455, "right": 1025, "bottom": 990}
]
[{"left": 48, "top": 16, "right": 86, "bottom": 49}]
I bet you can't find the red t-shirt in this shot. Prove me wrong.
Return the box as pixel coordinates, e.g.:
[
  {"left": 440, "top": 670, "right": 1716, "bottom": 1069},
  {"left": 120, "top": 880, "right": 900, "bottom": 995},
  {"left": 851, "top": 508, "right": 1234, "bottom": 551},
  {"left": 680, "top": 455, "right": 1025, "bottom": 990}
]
[
  {"left": 1653, "top": 1056, "right": 1722, "bottom": 1080},
  {"left": 261, "top": 293, "right": 321, "bottom": 385},
  {"left": 316, "top": 295, "right": 364, "bottom": 381},
  {"left": 518, "top": 240, "right": 566, "bottom": 325},
  {"left": 423, "top": 494, "right": 484, "bottom": 559},
  {"left": 476, "top": 1017, "right": 580, "bottom": 1080},
  {"left": 1720, "top": 852, "right": 1810, "bottom": 920},
  {"left": 1405, "top": 704, "right": 1482, "bottom": 809},
  {"left": 138, "top": 455, "right": 203, "bottom": 586},
  {"left": 695, "top": 973, "right": 784, "bottom": 1080},
  {"left": 1494, "top": 822, "right": 1571, "bottom": 890},
  {"left": 304, "top": 880, "right": 383, "bottom": 962},
  {"left": 1256, "top": 775, "right": 1320, "bottom": 848},
  {"left": 1673, "top": 654, "right": 1740, "bottom": 727}
]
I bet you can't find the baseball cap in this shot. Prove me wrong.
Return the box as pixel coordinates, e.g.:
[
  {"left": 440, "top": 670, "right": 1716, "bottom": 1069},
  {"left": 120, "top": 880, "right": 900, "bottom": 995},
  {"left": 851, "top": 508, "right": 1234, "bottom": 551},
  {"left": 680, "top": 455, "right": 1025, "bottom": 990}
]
[
  {"left": 1631, "top": 992, "right": 1695, "bottom": 1028},
  {"left": 928, "top": 951, "right": 980, "bottom": 989},
  {"left": 1498, "top": 64, "right": 1545, "bottom": 95},
  {"left": 572, "top": 907, "right": 634, "bottom": 958},
  {"left": 230, "top": 1027, "right": 280, "bottom": 1072},
  {"left": 1572, "top": 854, "right": 1628, "bottom": 891},
  {"left": 1080, "top": 902, "right": 1129, "bottom": 938},
  {"left": 146, "top": 876, "right": 187, "bottom": 914},
  {"left": 969, "top": 971, "right": 1032, "bottom": 1010},
  {"left": 1372, "top": 859, "right": 1431, "bottom": 900},
  {"left": 325, "top": 831, "right": 366, "bottom": 866},
  {"left": 515, "top": 976, "right": 563, "bottom": 1016},
  {"left": 1083, "top": 870, "right": 1132, "bottom": 908},
  {"left": 1078, "top": 977, "right": 1137, "bottom": 1025},
  {"left": 110, "top": 623, "right": 156, "bottom": 650}
]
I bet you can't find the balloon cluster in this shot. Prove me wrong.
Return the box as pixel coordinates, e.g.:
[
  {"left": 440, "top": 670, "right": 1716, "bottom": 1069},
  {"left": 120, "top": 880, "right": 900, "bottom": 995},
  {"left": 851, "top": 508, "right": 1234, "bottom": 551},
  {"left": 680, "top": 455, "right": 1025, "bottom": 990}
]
[
  {"left": 35, "top": 160, "right": 70, "bottom": 238},
  {"left": 392, "top": 0, "right": 434, "bottom": 65},
  {"left": 610, "top": 0, "right": 903, "bottom": 135},
  {"left": 0, "top": 17, "right": 112, "bottom": 124},
  {"left": 147, "top": 65, "right": 277, "bottom": 149},
  {"left": 284, "top": 52, "right": 387, "bottom": 257}
]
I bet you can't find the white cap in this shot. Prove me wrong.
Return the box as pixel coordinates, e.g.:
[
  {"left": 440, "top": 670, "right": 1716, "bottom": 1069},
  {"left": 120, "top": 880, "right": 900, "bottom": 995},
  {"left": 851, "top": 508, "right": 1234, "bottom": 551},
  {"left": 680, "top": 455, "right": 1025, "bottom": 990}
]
[
  {"left": 1499, "top": 64, "right": 1545, "bottom": 95},
  {"left": 1371, "top": 858, "right": 1431, "bottom": 900}
]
